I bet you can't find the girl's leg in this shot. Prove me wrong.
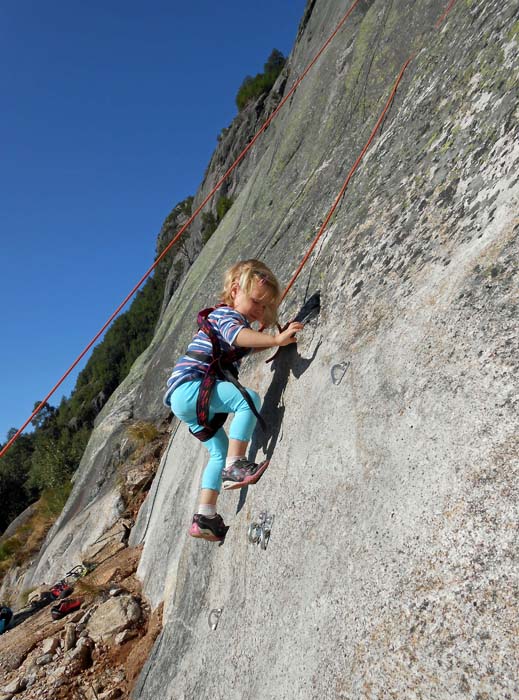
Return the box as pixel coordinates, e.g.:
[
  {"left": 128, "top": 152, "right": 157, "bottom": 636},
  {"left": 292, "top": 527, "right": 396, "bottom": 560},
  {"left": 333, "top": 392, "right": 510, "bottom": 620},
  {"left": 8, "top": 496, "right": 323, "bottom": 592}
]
[
  {"left": 189, "top": 381, "right": 263, "bottom": 491},
  {"left": 199, "top": 428, "right": 228, "bottom": 494},
  {"left": 170, "top": 379, "right": 264, "bottom": 505},
  {"left": 170, "top": 380, "right": 228, "bottom": 497},
  {"left": 210, "top": 381, "right": 261, "bottom": 458},
  {"left": 210, "top": 382, "right": 269, "bottom": 489}
]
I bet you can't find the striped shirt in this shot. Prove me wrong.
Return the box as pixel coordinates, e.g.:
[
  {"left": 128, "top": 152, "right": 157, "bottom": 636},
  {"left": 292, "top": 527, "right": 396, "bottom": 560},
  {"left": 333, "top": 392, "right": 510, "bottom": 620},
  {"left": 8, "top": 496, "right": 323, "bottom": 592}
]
[{"left": 164, "top": 306, "right": 251, "bottom": 406}]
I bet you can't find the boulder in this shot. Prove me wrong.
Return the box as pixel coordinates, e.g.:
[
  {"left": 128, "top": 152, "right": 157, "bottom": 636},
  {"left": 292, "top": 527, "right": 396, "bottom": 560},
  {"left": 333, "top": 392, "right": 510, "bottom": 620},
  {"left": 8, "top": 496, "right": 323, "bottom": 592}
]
[
  {"left": 99, "top": 689, "right": 124, "bottom": 700},
  {"left": 64, "top": 622, "right": 76, "bottom": 651},
  {"left": 125, "top": 466, "right": 154, "bottom": 492},
  {"left": 87, "top": 595, "right": 141, "bottom": 641},
  {"left": 41, "top": 637, "right": 60, "bottom": 655},
  {"left": 114, "top": 628, "right": 138, "bottom": 645},
  {"left": 67, "top": 637, "right": 94, "bottom": 670},
  {"left": 35, "top": 654, "right": 54, "bottom": 667},
  {"left": 0, "top": 677, "right": 26, "bottom": 695}
]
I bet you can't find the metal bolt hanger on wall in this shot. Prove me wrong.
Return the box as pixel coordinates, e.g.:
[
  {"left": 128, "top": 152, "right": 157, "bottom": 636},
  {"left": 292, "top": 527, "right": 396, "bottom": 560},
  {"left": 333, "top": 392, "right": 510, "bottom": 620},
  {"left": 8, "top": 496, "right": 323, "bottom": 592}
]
[{"left": 247, "top": 512, "right": 275, "bottom": 550}]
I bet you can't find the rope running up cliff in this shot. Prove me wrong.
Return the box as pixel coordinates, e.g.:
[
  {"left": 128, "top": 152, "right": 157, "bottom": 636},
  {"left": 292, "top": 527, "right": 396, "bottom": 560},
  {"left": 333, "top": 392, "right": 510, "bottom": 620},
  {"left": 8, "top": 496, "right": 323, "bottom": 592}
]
[{"left": 0, "top": 0, "right": 364, "bottom": 460}]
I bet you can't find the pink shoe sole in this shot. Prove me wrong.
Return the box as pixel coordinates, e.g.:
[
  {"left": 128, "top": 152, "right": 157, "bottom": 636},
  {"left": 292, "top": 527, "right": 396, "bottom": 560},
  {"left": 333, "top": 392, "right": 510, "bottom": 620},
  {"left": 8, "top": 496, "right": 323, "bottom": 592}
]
[
  {"left": 188, "top": 523, "right": 222, "bottom": 542},
  {"left": 222, "top": 460, "right": 270, "bottom": 491}
]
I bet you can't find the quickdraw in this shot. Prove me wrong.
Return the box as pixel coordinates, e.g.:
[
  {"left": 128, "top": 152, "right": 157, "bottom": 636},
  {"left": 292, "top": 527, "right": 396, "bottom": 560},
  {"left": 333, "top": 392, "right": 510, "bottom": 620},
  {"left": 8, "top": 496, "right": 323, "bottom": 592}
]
[{"left": 247, "top": 512, "right": 275, "bottom": 550}]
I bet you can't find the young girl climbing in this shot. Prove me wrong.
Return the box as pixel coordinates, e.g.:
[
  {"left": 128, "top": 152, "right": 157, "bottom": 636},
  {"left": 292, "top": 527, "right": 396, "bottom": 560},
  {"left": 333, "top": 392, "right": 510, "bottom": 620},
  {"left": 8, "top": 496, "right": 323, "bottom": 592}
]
[{"left": 164, "top": 259, "right": 303, "bottom": 542}]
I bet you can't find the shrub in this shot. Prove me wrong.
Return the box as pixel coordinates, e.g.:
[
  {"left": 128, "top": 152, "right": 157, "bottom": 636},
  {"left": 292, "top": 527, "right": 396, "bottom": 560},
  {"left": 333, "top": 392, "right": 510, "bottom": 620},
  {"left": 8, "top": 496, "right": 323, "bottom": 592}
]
[
  {"left": 127, "top": 421, "right": 159, "bottom": 447},
  {"left": 236, "top": 49, "right": 286, "bottom": 111},
  {"left": 0, "top": 485, "right": 73, "bottom": 585},
  {"left": 216, "top": 196, "right": 234, "bottom": 221},
  {"left": 38, "top": 483, "right": 73, "bottom": 519},
  {"left": 201, "top": 212, "right": 218, "bottom": 243},
  {"left": 0, "top": 537, "right": 22, "bottom": 562}
]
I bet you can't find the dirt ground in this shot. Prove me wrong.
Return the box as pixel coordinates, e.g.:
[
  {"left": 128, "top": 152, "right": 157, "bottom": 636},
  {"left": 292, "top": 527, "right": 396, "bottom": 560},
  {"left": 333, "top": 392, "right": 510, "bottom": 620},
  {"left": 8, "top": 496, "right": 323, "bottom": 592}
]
[{"left": 0, "top": 545, "right": 163, "bottom": 699}]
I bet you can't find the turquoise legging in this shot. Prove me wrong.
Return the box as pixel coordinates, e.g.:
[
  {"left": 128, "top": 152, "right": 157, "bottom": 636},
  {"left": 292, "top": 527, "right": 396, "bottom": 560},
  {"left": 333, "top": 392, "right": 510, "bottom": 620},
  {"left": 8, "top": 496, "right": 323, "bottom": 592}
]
[{"left": 169, "top": 379, "right": 261, "bottom": 492}]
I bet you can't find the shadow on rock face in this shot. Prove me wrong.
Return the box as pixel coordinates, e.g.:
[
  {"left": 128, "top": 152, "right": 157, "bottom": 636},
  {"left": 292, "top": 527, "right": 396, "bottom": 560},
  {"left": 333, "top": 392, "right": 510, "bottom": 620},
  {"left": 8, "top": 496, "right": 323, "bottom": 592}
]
[{"left": 237, "top": 292, "right": 322, "bottom": 514}]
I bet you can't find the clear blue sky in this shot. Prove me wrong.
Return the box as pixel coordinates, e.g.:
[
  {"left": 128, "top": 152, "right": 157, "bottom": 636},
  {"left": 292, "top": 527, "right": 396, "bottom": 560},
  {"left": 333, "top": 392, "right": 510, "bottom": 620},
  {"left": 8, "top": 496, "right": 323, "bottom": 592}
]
[{"left": 0, "top": 0, "right": 307, "bottom": 443}]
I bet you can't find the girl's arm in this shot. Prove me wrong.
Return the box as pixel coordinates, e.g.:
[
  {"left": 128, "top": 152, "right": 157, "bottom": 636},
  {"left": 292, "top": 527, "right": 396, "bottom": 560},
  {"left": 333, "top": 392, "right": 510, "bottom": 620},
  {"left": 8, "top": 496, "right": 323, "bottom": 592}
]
[{"left": 234, "top": 322, "right": 304, "bottom": 349}]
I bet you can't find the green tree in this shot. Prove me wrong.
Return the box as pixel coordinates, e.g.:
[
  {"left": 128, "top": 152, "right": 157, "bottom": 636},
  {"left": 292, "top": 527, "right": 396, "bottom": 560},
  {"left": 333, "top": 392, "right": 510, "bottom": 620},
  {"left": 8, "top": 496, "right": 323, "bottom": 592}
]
[
  {"left": 201, "top": 212, "right": 218, "bottom": 243},
  {"left": 264, "top": 49, "right": 285, "bottom": 75},
  {"left": 235, "top": 49, "right": 286, "bottom": 111},
  {"left": 216, "top": 196, "right": 234, "bottom": 221},
  {"left": 0, "top": 433, "right": 34, "bottom": 532},
  {"left": 30, "top": 402, "right": 56, "bottom": 431}
]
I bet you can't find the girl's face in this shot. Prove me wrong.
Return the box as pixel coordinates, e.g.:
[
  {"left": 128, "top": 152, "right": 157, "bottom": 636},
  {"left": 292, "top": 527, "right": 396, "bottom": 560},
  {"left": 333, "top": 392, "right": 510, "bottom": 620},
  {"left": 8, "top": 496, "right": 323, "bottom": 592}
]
[{"left": 231, "top": 280, "right": 270, "bottom": 324}]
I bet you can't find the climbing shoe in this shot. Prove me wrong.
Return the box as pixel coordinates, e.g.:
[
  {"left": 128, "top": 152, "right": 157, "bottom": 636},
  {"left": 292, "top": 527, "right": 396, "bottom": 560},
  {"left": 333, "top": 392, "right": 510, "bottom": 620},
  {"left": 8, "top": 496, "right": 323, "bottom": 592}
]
[
  {"left": 50, "top": 582, "right": 74, "bottom": 600},
  {"left": 222, "top": 458, "right": 270, "bottom": 490},
  {"left": 189, "top": 513, "right": 229, "bottom": 542},
  {"left": 51, "top": 598, "right": 82, "bottom": 620}
]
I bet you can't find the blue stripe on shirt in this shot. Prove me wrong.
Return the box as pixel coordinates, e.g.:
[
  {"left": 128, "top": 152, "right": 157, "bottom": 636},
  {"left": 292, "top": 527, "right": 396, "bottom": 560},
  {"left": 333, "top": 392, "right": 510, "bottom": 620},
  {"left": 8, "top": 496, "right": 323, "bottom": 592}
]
[{"left": 164, "top": 306, "right": 250, "bottom": 405}]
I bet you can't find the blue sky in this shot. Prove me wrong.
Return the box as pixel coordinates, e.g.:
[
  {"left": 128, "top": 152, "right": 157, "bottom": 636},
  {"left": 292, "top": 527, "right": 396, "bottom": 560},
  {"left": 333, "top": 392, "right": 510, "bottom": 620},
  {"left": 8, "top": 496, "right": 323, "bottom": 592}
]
[{"left": 0, "top": 0, "right": 307, "bottom": 443}]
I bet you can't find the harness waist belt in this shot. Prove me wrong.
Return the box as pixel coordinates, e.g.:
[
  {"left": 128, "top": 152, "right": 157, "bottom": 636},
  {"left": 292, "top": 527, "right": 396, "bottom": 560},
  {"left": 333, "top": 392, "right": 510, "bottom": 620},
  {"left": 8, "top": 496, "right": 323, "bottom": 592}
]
[{"left": 185, "top": 350, "right": 214, "bottom": 364}]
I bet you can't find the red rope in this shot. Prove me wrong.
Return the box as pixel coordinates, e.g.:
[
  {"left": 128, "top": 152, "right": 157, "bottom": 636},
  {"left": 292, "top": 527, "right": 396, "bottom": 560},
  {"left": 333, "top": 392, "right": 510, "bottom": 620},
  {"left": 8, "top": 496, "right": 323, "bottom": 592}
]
[
  {"left": 435, "top": 0, "right": 457, "bottom": 29},
  {"left": 0, "top": 1, "right": 364, "bottom": 459},
  {"left": 280, "top": 55, "right": 413, "bottom": 304},
  {"left": 279, "top": 0, "right": 457, "bottom": 304}
]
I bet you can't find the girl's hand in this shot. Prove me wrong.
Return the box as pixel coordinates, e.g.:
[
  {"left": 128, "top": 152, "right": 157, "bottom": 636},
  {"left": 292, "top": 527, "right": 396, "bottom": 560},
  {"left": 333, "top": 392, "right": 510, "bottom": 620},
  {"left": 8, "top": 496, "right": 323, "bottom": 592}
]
[{"left": 275, "top": 322, "right": 304, "bottom": 346}]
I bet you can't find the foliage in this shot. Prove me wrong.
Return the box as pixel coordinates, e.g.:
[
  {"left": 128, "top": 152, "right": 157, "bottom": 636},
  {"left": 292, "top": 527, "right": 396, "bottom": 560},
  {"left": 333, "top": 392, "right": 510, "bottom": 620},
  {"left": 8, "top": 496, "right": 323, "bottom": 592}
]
[
  {"left": 216, "top": 196, "right": 234, "bottom": 221},
  {"left": 201, "top": 212, "right": 218, "bottom": 243},
  {"left": 0, "top": 433, "right": 34, "bottom": 531},
  {"left": 127, "top": 421, "right": 159, "bottom": 447},
  {"left": 38, "top": 483, "right": 74, "bottom": 519},
  {"left": 236, "top": 49, "right": 286, "bottom": 111},
  {"left": 201, "top": 196, "right": 235, "bottom": 245},
  {"left": 0, "top": 537, "right": 22, "bottom": 562},
  {"left": 0, "top": 483, "right": 73, "bottom": 585}
]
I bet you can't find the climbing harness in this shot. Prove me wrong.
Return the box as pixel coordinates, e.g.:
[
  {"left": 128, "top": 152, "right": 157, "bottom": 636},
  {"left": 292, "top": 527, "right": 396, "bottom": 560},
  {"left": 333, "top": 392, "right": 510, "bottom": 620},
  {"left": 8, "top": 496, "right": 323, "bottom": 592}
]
[
  {"left": 186, "top": 307, "right": 266, "bottom": 442},
  {"left": 49, "top": 561, "right": 97, "bottom": 600},
  {"left": 247, "top": 512, "right": 275, "bottom": 550}
]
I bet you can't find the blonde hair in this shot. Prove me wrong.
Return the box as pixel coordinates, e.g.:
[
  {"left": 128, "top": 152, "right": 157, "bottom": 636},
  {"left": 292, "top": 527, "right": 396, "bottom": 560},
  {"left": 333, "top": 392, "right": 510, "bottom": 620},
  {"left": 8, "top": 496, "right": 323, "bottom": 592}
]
[{"left": 221, "top": 259, "right": 281, "bottom": 327}]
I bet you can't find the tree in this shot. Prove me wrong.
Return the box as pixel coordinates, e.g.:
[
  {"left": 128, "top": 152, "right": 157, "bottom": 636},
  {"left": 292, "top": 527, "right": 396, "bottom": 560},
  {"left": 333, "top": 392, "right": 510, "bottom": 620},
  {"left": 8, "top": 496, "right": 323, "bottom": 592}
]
[
  {"left": 264, "top": 49, "right": 285, "bottom": 75},
  {"left": 235, "top": 50, "right": 286, "bottom": 111},
  {"left": 0, "top": 433, "right": 35, "bottom": 531},
  {"left": 30, "top": 402, "right": 56, "bottom": 431}
]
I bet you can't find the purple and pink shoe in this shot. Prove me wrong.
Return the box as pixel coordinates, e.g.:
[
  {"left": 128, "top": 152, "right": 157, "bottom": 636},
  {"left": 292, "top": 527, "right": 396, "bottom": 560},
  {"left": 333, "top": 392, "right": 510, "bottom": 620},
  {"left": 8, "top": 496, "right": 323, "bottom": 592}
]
[
  {"left": 221, "top": 458, "right": 270, "bottom": 491},
  {"left": 189, "top": 513, "right": 229, "bottom": 542}
]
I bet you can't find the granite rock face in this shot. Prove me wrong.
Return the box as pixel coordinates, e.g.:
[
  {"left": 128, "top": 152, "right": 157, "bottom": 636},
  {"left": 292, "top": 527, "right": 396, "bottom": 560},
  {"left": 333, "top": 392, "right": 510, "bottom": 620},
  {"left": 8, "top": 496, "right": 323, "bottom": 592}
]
[{"left": 24, "top": 0, "right": 519, "bottom": 697}]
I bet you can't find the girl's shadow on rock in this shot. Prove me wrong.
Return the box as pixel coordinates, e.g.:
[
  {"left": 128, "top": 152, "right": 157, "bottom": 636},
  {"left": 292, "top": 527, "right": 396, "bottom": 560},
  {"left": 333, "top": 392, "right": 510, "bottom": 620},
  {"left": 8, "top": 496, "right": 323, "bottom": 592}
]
[{"left": 237, "top": 292, "right": 321, "bottom": 514}]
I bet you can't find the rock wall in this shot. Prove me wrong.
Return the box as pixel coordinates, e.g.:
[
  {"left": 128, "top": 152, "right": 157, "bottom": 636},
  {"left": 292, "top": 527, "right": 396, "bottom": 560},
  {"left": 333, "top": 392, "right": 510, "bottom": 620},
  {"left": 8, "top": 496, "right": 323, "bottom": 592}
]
[{"left": 23, "top": 0, "right": 519, "bottom": 697}]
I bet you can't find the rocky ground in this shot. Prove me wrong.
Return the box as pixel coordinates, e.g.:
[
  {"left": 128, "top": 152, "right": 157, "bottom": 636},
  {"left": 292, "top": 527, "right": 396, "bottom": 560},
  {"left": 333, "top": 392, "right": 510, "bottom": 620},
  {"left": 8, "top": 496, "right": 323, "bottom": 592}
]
[{"left": 0, "top": 428, "right": 169, "bottom": 700}]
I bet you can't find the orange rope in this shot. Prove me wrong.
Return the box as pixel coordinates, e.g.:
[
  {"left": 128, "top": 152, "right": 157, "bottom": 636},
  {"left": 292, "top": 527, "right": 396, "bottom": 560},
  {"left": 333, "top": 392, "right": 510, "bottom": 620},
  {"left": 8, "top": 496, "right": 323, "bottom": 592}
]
[
  {"left": 0, "top": 1, "right": 364, "bottom": 459},
  {"left": 435, "top": 0, "right": 457, "bottom": 29},
  {"left": 279, "top": 0, "right": 457, "bottom": 304},
  {"left": 280, "top": 55, "right": 413, "bottom": 305}
]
